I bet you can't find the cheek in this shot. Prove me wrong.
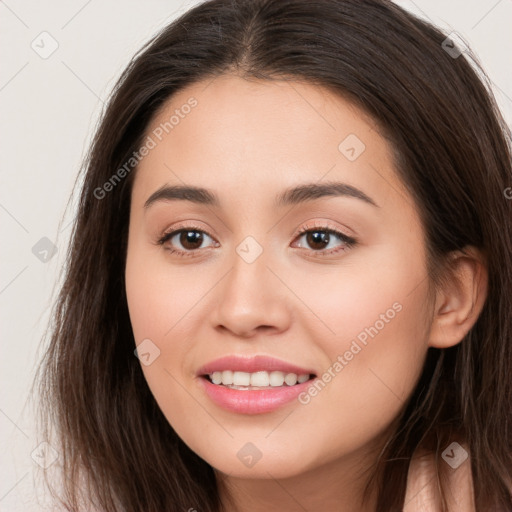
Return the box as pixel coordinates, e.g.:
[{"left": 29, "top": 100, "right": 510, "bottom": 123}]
[
  {"left": 125, "top": 248, "right": 204, "bottom": 442},
  {"left": 125, "top": 244, "right": 219, "bottom": 412},
  {"left": 315, "top": 289, "right": 428, "bottom": 419},
  {"left": 125, "top": 242, "right": 214, "bottom": 343},
  {"left": 283, "top": 249, "right": 431, "bottom": 440},
  {"left": 288, "top": 244, "right": 430, "bottom": 361}
]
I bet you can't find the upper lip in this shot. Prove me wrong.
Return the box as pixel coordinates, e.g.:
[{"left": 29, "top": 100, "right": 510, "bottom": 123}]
[{"left": 197, "top": 355, "right": 316, "bottom": 376}]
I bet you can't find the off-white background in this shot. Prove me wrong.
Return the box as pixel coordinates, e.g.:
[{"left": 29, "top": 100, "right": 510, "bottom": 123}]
[{"left": 1, "top": 1, "right": 511, "bottom": 510}]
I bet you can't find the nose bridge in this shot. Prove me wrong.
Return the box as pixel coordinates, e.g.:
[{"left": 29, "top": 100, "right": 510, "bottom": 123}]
[
  {"left": 213, "top": 234, "right": 291, "bottom": 336},
  {"left": 226, "top": 236, "right": 274, "bottom": 310}
]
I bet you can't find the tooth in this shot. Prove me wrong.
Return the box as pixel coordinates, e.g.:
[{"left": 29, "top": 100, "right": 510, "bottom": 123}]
[
  {"left": 269, "top": 371, "right": 285, "bottom": 386},
  {"left": 250, "top": 371, "right": 270, "bottom": 387},
  {"left": 222, "top": 370, "right": 233, "bottom": 385},
  {"left": 284, "top": 373, "right": 298, "bottom": 386},
  {"left": 211, "top": 371, "right": 222, "bottom": 384},
  {"left": 210, "top": 370, "right": 310, "bottom": 387},
  {"left": 233, "top": 371, "right": 251, "bottom": 386}
]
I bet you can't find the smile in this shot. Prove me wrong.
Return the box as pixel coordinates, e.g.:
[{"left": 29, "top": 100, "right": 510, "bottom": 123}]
[{"left": 196, "top": 355, "right": 317, "bottom": 414}]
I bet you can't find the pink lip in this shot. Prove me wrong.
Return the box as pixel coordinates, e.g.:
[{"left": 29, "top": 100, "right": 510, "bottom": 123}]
[
  {"left": 197, "top": 355, "right": 315, "bottom": 376},
  {"left": 198, "top": 377, "right": 315, "bottom": 414},
  {"left": 196, "top": 355, "right": 317, "bottom": 415}
]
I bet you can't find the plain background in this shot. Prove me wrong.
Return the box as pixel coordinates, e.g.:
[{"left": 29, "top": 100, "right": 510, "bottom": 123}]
[{"left": 1, "top": 0, "right": 511, "bottom": 510}]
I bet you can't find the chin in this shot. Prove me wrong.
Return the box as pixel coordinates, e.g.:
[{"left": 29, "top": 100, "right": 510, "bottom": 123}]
[{"left": 193, "top": 439, "right": 318, "bottom": 480}]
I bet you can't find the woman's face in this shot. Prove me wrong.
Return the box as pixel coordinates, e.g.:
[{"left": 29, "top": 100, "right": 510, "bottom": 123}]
[{"left": 125, "top": 75, "right": 434, "bottom": 480}]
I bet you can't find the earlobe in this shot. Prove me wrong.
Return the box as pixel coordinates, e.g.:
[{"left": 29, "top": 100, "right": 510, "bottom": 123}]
[{"left": 428, "top": 247, "right": 488, "bottom": 349}]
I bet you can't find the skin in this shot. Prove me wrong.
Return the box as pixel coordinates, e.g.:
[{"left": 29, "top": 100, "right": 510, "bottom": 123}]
[{"left": 125, "top": 75, "right": 487, "bottom": 511}]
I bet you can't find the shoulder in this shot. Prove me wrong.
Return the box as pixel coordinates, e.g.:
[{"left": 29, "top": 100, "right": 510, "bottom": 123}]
[{"left": 403, "top": 443, "right": 475, "bottom": 511}]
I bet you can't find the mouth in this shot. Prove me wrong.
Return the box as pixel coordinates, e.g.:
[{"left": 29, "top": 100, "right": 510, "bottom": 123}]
[{"left": 196, "top": 355, "right": 318, "bottom": 414}]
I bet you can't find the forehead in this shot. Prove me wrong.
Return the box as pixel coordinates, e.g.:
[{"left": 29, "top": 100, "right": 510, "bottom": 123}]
[{"left": 132, "top": 74, "right": 410, "bottom": 213}]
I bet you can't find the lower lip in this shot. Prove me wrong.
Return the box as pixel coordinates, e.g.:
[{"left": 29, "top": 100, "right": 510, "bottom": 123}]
[{"left": 198, "top": 376, "right": 315, "bottom": 414}]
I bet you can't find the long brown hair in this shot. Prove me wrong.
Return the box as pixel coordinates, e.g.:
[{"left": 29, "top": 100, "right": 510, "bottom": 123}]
[{"left": 33, "top": 0, "right": 512, "bottom": 510}]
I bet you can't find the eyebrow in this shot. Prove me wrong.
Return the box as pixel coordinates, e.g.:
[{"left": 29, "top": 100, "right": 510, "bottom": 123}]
[
  {"left": 275, "top": 182, "right": 378, "bottom": 208},
  {"left": 144, "top": 181, "right": 379, "bottom": 209},
  {"left": 144, "top": 184, "right": 219, "bottom": 209}
]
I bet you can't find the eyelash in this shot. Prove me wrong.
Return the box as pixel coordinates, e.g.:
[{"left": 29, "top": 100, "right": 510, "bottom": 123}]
[{"left": 157, "top": 222, "right": 357, "bottom": 258}]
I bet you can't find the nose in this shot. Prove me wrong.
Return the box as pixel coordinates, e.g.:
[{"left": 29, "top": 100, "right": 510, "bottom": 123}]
[{"left": 212, "top": 246, "right": 292, "bottom": 338}]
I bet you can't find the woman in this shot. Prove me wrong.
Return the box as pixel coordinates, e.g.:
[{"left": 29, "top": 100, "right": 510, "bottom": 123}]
[{"left": 34, "top": 0, "right": 512, "bottom": 510}]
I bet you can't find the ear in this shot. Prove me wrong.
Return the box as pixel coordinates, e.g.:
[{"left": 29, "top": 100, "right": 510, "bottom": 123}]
[{"left": 428, "top": 247, "right": 488, "bottom": 349}]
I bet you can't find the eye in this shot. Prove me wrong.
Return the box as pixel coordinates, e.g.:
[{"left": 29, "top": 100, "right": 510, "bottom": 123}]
[
  {"left": 158, "top": 225, "right": 218, "bottom": 256},
  {"left": 292, "top": 224, "right": 357, "bottom": 255},
  {"left": 157, "top": 222, "right": 357, "bottom": 258}
]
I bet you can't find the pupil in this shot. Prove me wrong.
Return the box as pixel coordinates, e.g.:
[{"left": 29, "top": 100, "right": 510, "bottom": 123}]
[
  {"left": 307, "top": 231, "right": 329, "bottom": 250},
  {"left": 181, "top": 231, "right": 203, "bottom": 249}
]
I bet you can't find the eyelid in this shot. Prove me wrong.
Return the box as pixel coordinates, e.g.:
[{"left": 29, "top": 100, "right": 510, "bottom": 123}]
[
  {"left": 294, "top": 220, "right": 355, "bottom": 240},
  {"left": 158, "top": 222, "right": 216, "bottom": 243}
]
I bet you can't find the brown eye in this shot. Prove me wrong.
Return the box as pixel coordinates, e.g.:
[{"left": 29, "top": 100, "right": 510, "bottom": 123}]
[
  {"left": 294, "top": 228, "right": 356, "bottom": 253},
  {"left": 179, "top": 230, "right": 204, "bottom": 250},
  {"left": 159, "top": 228, "right": 216, "bottom": 254},
  {"left": 305, "top": 231, "right": 331, "bottom": 250}
]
